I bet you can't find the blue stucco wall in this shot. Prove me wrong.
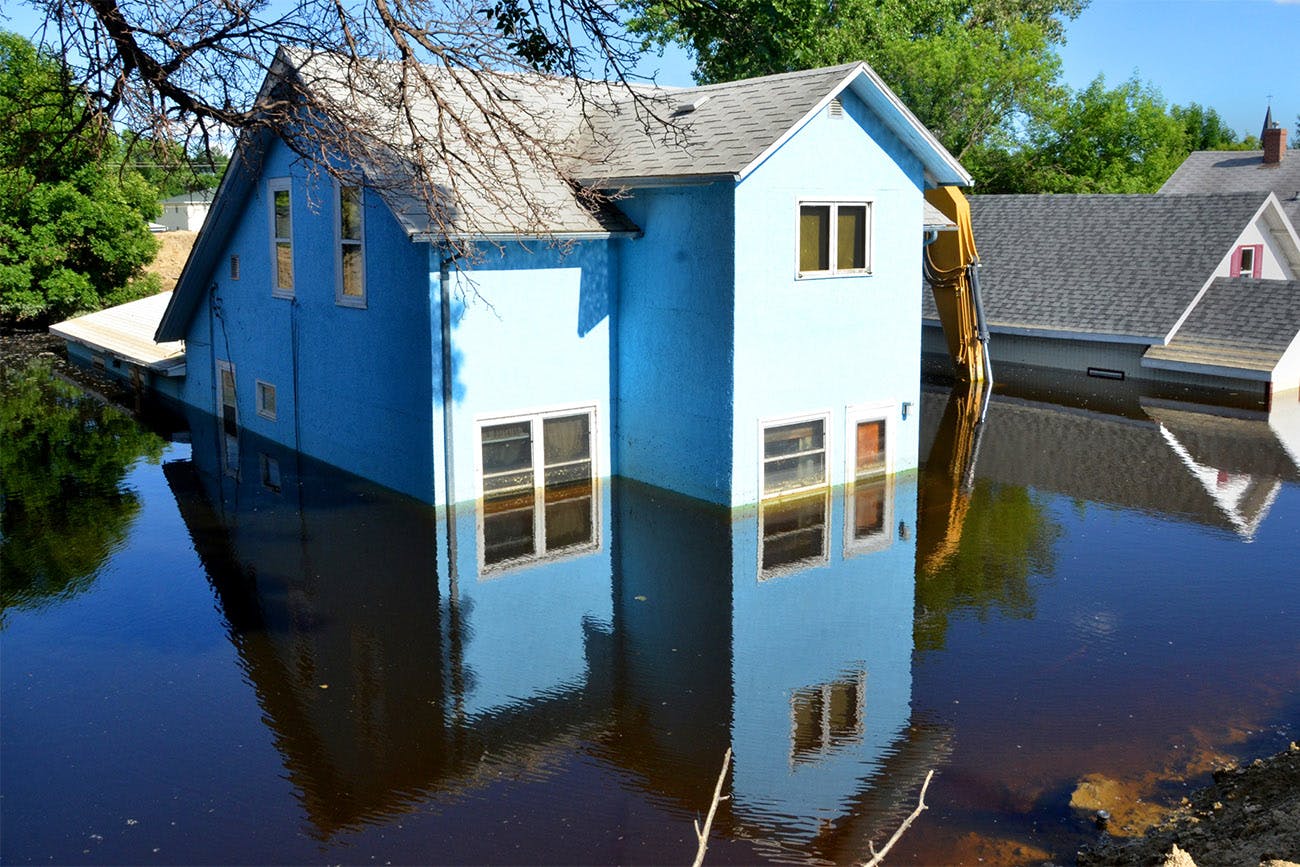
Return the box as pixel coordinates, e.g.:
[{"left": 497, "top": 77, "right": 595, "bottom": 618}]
[
  {"left": 179, "top": 138, "right": 434, "bottom": 502},
  {"left": 731, "top": 87, "right": 927, "bottom": 506},
  {"left": 613, "top": 184, "right": 736, "bottom": 505},
  {"left": 435, "top": 241, "right": 616, "bottom": 507},
  {"left": 729, "top": 475, "right": 918, "bottom": 834}
]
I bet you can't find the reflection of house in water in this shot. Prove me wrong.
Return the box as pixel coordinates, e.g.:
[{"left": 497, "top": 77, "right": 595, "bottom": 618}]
[
  {"left": 919, "top": 383, "right": 1300, "bottom": 543},
  {"left": 167, "top": 410, "right": 947, "bottom": 855}
]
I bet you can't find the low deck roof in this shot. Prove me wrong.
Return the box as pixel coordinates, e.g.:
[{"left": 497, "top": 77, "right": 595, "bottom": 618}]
[{"left": 50, "top": 291, "right": 185, "bottom": 374}]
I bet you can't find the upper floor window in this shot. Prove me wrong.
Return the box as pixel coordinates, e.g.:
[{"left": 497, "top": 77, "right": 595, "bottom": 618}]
[
  {"left": 477, "top": 406, "right": 599, "bottom": 574},
  {"left": 269, "top": 179, "right": 293, "bottom": 295},
  {"left": 798, "top": 202, "right": 870, "bottom": 277},
  {"left": 337, "top": 184, "right": 366, "bottom": 306},
  {"left": 1231, "top": 244, "right": 1262, "bottom": 279}
]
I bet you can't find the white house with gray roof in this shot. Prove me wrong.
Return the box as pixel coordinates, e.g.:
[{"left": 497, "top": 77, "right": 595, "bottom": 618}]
[{"left": 922, "top": 191, "right": 1300, "bottom": 405}]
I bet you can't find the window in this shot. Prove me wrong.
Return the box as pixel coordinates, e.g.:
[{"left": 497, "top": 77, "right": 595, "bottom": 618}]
[
  {"left": 1231, "top": 244, "right": 1262, "bottom": 279},
  {"left": 844, "top": 405, "right": 895, "bottom": 557},
  {"left": 760, "top": 414, "right": 831, "bottom": 579},
  {"left": 255, "top": 380, "right": 277, "bottom": 421},
  {"left": 217, "top": 360, "right": 239, "bottom": 477},
  {"left": 477, "top": 406, "right": 598, "bottom": 573},
  {"left": 798, "top": 202, "right": 870, "bottom": 277},
  {"left": 269, "top": 179, "right": 293, "bottom": 295},
  {"left": 337, "top": 184, "right": 366, "bottom": 306},
  {"left": 259, "top": 454, "right": 281, "bottom": 493},
  {"left": 790, "top": 670, "right": 866, "bottom": 765}
]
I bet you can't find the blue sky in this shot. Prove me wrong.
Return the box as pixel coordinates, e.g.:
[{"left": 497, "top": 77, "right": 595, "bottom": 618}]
[{"left": 5, "top": 0, "right": 1296, "bottom": 141}]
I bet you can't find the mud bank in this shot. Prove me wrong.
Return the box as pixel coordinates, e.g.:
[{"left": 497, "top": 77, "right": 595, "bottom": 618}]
[{"left": 1079, "top": 742, "right": 1300, "bottom": 866}]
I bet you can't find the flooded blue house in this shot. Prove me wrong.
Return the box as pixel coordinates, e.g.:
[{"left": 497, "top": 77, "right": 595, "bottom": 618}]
[{"left": 150, "top": 49, "right": 971, "bottom": 513}]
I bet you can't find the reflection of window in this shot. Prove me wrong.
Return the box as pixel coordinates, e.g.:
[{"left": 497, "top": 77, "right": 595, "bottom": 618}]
[
  {"left": 255, "top": 380, "right": 277, "bottom": 421},
  {"left": 478, "top": 407, "right": 598, "bottom": 573},
  {"left": 845, "top": 406, "right": 894, "bottom": 556},
  {"left": 269, "top": 178, "right": 293, "bottom": 295},
  {"left": 259, "top": 453, "right": 281, "bottom": 493},
  {"left": 337, "top": 184, "right": 365, "bottom": 306},
  {"left": 760, "top": 490, "right": 830, "bottom": 579},
  {"left": 791, "top": 670, "right": 866, "bottom": 765},
  {"left": 798, "top": 202, "right": 870, "bottom": 277}
]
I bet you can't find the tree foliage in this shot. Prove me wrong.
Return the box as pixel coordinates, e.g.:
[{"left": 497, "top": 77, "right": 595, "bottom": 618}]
[
  {"left": 0, "top": 359, "right": 167, "bottom": 621},
  {"left": 0, "top": 32, "right": 160, "bottom": 325}
]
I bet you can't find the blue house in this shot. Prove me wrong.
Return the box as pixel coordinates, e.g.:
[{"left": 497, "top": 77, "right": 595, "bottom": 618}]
[{"left": 155, "top": 49, "right": 971, "bottom": 520}]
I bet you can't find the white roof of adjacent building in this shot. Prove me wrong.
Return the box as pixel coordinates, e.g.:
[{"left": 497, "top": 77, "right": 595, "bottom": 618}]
[{"left": 51, "top": 291, "right": 185, "bottom": 374}]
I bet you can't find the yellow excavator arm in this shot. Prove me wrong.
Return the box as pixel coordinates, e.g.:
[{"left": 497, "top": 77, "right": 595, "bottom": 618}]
[{"left": 924, "top": 186, "right": 991, "bottom": 384}]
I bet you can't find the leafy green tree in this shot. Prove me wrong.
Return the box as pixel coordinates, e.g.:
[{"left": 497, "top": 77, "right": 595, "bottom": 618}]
[
  {"left": 0, "top": 359, "right": 167, "bottom": 621},
  {"left": 627, "top": 0, "right": 1084, "bottom": 161},
  {"left": 0, "top": 31, "right": 160, "bottom": 326},
  {"left": 967, "top": 75, "right": 1190, "bottom": 193},
  {"left": 1171, "top": 102, "right": 1252, "bottom": 152},
  {"left": 122, "top": 134, "right": 229, "bottom": 200}
]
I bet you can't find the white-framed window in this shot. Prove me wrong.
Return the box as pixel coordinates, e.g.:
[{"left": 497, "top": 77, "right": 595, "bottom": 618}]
[
  {"left": 790, "top": 669, "right": 867, "bottom": 766},
  {"left": 336, "top": 183, "right": 366, "bottom": 306},
  {"left": 797, "top": 201, "right": 871, "bottom": 277},
  {"left": 217, "top": 360, "right": 239, "bottom": 478},
  {"left": 759, "top": 413, "right": 831, "bottom": 579},
  {"left": 844, "top": 403, "right": 895, "bottom": 557},
  {"left": 269, "top": 178, "right": 293, "bottom": 296},
  {"left": 1232, "top": 244, "right": 1261, "bottom": 278},
  {"left": 255, "top": 380, "right": 277, "bottom": 421},
  {"left": 476, "top": 405, "right": 599, "bottom": 574}
]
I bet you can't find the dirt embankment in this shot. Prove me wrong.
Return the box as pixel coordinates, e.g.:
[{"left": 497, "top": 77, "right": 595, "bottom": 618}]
[
  {"left": 147, "top": 230, "right": 198, "bottom": 291},
  {"left": 1079, "top": 742, "right": 1300, "bottom": 866}
]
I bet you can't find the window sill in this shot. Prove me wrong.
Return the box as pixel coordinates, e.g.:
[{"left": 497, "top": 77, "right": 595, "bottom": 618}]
[
  {"left": 335, "top": 296, "right": 368, "bottom": 309},
  {"left": 796, "top": 270, "right": 873, "bottom": 280},
  {"left": 257, "top": 410, "right": 277, "bottom": 422},
  {"left": 272, "top": 289, "right": 295, "bottom": 300}
]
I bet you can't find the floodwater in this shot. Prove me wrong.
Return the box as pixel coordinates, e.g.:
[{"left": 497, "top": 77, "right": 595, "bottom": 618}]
[{"left": 2, "top": 359, "right": 1297, "bottom": 865}]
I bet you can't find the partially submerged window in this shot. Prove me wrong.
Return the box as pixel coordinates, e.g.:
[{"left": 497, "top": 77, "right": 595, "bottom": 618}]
[
  {"left": 478, "top": 407, "right": 598, "bottom": 573},
  {"left": 217, "top": 360, "right": 239, "bottom": 477},
  {"left": 790, "top": 670, "right": 867, "bottom": 765},
  {"left": 337, "top": 184, "right": 365, "bottom": 306},
  {"left": 255, "top": 380, "right": 277, "bottom": 421},
  {"left": 269, "top": 179, "right": 293, "bottom": 295},
  {"left": 760, "top": 414, "right": 831, "bottom": 578},
  {"left": 845, "top": 406, "right": 894, "bottom": 556},
  {"left": 798, "top": 202, "right": 870, "bottom": 277}
]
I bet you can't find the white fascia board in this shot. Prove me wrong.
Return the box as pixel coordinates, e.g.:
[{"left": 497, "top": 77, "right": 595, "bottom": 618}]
[
  {"left": 986, "top": 323, "right": 1160, "bottom": 345},
  {"left": 1141, "top": 354, "right": 1273, "bottom": 382}
]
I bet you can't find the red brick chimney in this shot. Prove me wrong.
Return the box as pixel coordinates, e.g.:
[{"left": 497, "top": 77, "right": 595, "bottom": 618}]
[{"left": 1263, "top": 124, "right": 1286, "bottom": 164}]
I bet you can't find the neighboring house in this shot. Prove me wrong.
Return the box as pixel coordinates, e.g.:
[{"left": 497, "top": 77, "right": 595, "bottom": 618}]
[
  {"left": 157, "top": 190, "right": 216, "bottom": 232},
  {"left": 49, "top": 290, "right": 186, "bottom": 398},
  {"left": 149, "top": 49, "right": 971, "bottom": 508},
  {"left": 922, "top": 192, "right": 1300, "bottom": 404},
  {"left": 1160, "top": 111, "right": 1300, "bottom": 225}
]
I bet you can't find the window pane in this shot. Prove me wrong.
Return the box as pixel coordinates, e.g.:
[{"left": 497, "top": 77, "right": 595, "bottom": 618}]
[
  {"left": 853, "top": 478, "right": 887, "bottom": 538},
  {"left": 482, "top": 421, "right": 532, "bottom": 476},
  {"left": 220, "top": 369, "right": 236, "bottom": 406},
  {"left": 543, "top": 414, "right": 590, "bottom": 466},
  {"left": 341, "top": 245, "right": 363, "bottom": 296},
  {"left": 799, "top": 205, "right": 830, "bottom": 272},
  {"left": 764, "top": 453, "right": 826, "bottom": 494},
  {"left": 764, "top": 419, "right": 824, "bottom": 459},
  {"left": 837, "top": 205, "right": 866, "bottom": 270},
  {"left": 276, "top": 242, "right": 294, "bottom": 290},
  {"left": 340, "top": 186, "right": 362, "bottom": 240},
  {"left": 762, "top": 491, "right": 827, "bottom": 570},
  {"left": 258, "top": 383, "right": 276, "bottom": 416},
  {"left": 855, "top": 419, "right": 886, "bottom": 474},
  {"left": 274, "top": 189, "right": 291, "bottom": 238},
  {"left": 483, "top": 489, "right": 536, "bottom": 565},
  {"left": 545, "top": 495, "right": 593, "bottom": 550}
]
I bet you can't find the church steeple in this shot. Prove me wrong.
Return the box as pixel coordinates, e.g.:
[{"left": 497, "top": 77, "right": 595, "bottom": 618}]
[{"left": 1260, "top": 105, "right": 1273, "bottom": 143}]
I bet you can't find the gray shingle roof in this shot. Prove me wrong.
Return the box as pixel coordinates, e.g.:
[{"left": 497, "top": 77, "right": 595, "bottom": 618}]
[
  {"left": 922, "top": 192, "right": 1271, "bottom": 340},
  {"left": 1160, "top": 151, "right": 1300, "bottom": 225},
  {"left": 576, "top": 64, "right": 859, "bottom": 183},
  {"left": 1143, "top": 277, "right": 1300, "bottom": 373}
]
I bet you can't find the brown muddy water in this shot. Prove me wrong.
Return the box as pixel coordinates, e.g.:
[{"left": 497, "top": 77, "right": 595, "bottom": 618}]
[{"left": 2, "top": 358, "right": 1297, "bottom": 865}]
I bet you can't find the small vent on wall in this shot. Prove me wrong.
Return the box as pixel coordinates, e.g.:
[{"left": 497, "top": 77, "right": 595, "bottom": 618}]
[
  {"left": 230, "top": 255, "right": 240, "bottom": 280},
  {"left": 829, "top": 98, "right": 844, "bottom": 118}
]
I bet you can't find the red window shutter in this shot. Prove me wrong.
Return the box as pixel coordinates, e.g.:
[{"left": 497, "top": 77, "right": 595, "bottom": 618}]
[
  {"left": 1230, "top": 247, "right": 1242, "bottom": 277},
  {"left": 1252, "top": 244, "right": 1263, "bottom": 278}
]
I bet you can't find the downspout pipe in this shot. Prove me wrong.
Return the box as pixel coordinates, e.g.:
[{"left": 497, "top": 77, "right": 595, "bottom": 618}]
[{"left": 438, "top": 250, "right": 459, "bottom": 582}]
